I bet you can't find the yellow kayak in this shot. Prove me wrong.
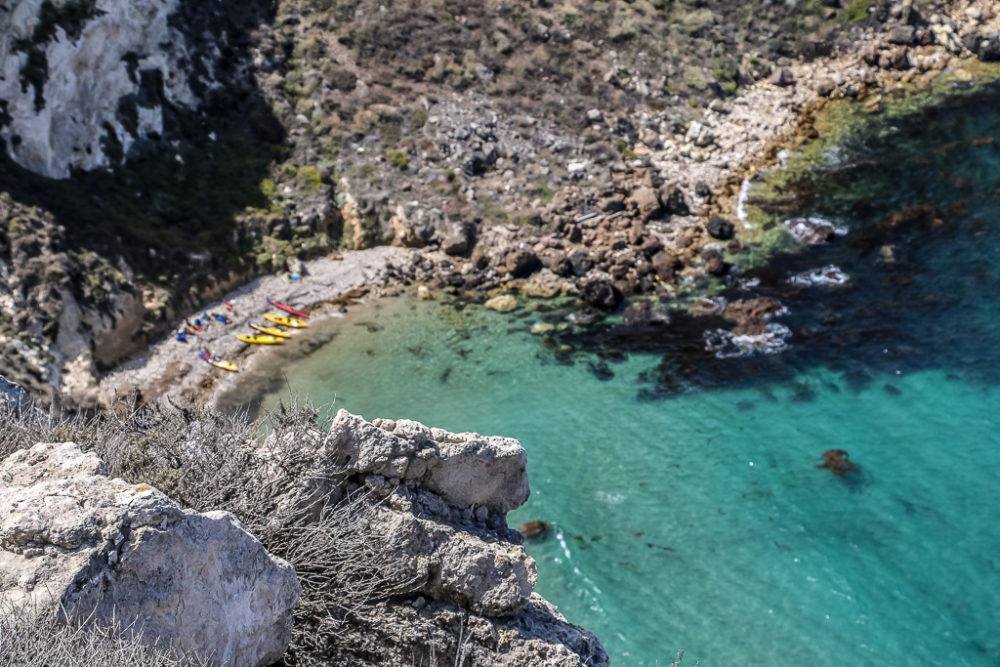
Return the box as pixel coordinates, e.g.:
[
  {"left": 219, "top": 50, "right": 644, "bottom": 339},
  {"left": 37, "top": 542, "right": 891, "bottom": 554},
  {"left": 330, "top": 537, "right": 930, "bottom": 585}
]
[
  {"left": 238, "top": 334, "right": 285, "bottom": 345},
  {"left": 198, "top": 351, "right": 238, "bottom": 372},
  {"left": 211, "top": 358, "right": 239, "bottom": 372},
  {"left": 263, "top": 313, "right": 309, "bottom": 329},
  {"left": 248, "top": 320, "right": 291, "bottom": 338}
]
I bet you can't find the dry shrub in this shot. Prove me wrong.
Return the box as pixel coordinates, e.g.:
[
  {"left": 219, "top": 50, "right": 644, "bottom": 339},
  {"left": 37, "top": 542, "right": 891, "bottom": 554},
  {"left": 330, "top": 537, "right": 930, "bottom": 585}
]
[
  {"left": 0, "top": 395, "right": 415, "bottom": 665},
  {"left": 0, "top": 598, "right": 205, "bottom": 666}
]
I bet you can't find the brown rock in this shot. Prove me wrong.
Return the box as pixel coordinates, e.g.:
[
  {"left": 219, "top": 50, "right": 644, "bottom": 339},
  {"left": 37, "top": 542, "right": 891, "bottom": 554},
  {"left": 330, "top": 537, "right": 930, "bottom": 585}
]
[
  {"left": 629, "top": 186, "right": 662, "bottom": 222},
  {"left": 520, "top": 521, "right": 550, "bottom": 540},
  {"left": 723, "top": 297, "right": 784, "bottom": 335}
]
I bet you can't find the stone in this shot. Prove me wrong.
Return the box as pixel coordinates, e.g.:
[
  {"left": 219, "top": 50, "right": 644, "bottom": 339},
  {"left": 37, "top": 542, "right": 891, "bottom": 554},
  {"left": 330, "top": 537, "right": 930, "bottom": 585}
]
[
  {"left": 484, "top": 294, "right": 519, "bottom": 312},
  {"left": 769, "top": 67, "right": 796, "bottom": 87},
  {"left": 580, "top": 279, "right": 623, "bottom": 311},
  {"left": 531, "top": 322, "right": 555, "bottom": 335},
  {"left": 505, "top": 250, "right": 543, "bottom": 279},
  {"left": 706, "top": 216, "right": 735, "bottom": 240},
  {"left": 629, "top": 186, "right": 662, "bottom": 222},
  {"left": 0, "top": 442, "right": 300, "bottom": 666},
  {"left": 568, "top": 250, "right": 594, "bottom": 276},
  {"left": 888, "top": 25, "right": 917, "bottom": 45},
  {"left": 785, "top": 217, "right": 837, "bottom": 244},
  {"left": 659, "top": 184, "right": 690, "bottom": 216},
  {"left": 816, "top": 78, "right": 837, "bottom": 97},
  {"left": 322, "top": 411, "right": 535, "bottom": 616},
  {"left": 723, "top": 297, "right": 784, "bottom": 336},
  {"left": 979, "top": 36, "right": 1000, "bottom": 62},
  {"left": 703, "top": 248, "right": 730, "bottom": 276},
  {"left": 441, "top": 221, "right": 473, "bottom": 256},
  {"left": 520, "top": 521, "right": 550, "bottom": 539},
  {"left": 890, "top": 47, "right": 912, "bottom": 70}
]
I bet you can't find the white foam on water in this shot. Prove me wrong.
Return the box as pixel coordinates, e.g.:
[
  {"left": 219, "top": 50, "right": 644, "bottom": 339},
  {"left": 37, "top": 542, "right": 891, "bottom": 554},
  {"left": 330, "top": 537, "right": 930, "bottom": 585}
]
[
  {"left": 788, "top": 265, "right": 850, "bottom": 287},
  {"left": 556, "top": 530, "right": 573, "bottom": 560},
  {"left": 737, "top": 177, "right": 754, "bottom": 228},
  {"left": 704, "top": 322, "right": 792, "bottom": 359},
  {"left": 784, "top": 216, "right": 849, "bottom": 243}
]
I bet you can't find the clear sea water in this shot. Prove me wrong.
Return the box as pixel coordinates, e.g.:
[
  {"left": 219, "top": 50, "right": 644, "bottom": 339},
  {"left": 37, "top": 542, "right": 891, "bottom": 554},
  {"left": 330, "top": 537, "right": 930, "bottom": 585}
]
[{"left": 225, "top": 83, "right": 1000, "bottom": 665}]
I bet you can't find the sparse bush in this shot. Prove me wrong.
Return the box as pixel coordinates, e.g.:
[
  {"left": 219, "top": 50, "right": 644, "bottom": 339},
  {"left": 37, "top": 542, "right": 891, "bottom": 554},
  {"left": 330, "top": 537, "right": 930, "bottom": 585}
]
[
  {"left": 0, "top": 599, "right": 204, "bottom": 666},
  {"left": 0, "top": 396, "right": 416, "bottom": 665}
]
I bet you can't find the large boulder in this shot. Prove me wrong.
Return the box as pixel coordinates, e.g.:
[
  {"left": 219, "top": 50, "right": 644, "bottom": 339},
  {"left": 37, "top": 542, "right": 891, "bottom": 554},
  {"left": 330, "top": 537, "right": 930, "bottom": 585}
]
[
  {"left": 705, "top": 216, "right": 735, "bottom": 240},
  {"left": 0, "top": 442, "right": 300, "bottom": 666},
  {"left": 580, "top": 279, "right": 624, "bottom": 311}
]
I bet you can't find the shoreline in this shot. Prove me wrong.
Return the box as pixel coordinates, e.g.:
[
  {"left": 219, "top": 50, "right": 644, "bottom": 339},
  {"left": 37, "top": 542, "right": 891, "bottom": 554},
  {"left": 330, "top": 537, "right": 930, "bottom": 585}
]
[
  {"left": 98, "top": 246, "right": 418, "bottom": 407},
  {"left": 100, "top": 51, "right": 1000, "bottom": 409}
]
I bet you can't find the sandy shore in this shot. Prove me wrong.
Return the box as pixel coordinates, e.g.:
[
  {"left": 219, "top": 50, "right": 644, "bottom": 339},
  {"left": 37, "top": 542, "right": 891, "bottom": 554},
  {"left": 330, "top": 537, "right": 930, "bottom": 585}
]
[{"left": 99, "top": 246, "right": 415, "bottom": 407}]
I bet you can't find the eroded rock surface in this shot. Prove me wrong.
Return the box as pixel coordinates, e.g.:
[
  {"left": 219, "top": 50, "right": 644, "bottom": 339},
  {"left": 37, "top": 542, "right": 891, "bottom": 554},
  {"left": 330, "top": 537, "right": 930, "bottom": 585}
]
[
  {"left": 0, "top": 441, "right": 300, "bottom": 666},
  {"left": 269, "top": 409, "right": 608, "bottom": 666}
]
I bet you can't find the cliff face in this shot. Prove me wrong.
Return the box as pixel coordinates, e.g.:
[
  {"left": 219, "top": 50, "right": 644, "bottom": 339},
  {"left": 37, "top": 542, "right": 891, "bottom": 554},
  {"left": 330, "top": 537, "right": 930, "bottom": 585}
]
[{"left": 0, "top": 0, "right": 196, "bottom": 178}]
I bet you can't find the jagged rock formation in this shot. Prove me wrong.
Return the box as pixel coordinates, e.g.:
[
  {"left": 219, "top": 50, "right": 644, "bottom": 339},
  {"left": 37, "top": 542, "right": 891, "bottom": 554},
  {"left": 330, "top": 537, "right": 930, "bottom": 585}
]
[
  {"left": 0, "top": 440, "right": 301, "bottom": 666},
  {"left": 272, "top": 409, "right": 608, "bottom": 665}
]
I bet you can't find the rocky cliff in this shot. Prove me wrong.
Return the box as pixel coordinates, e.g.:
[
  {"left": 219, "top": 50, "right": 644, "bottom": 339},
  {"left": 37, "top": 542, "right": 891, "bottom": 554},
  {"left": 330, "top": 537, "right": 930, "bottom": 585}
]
[
  {"left": 3, "top": 0, "right": 999, "bottom": 406},
  {"left": 0, "top": 395, "right": 607, "bottom": 665}
]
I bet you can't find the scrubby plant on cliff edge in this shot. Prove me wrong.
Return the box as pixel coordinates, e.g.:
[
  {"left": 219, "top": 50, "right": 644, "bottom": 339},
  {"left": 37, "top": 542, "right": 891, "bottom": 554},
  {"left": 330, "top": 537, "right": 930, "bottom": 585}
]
[
  {"left": 0, "top": 600, "right": 206, "bottom": 667},
  {"left": 0, "top": 396, "right": 417, "bottom": 665}
]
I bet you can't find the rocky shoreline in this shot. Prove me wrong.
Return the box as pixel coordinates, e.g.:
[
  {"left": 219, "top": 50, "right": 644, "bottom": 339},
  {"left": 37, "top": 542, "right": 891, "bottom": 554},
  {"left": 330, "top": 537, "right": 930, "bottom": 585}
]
[{"left": 103, "top": 32, "right": 1000, "bottom": 406}]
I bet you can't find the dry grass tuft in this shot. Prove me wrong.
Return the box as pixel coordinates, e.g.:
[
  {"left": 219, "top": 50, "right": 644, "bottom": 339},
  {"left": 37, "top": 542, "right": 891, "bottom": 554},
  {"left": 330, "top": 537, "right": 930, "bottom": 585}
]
[{"left": 0, "top": 395, "right": 416, "bottom": 665}]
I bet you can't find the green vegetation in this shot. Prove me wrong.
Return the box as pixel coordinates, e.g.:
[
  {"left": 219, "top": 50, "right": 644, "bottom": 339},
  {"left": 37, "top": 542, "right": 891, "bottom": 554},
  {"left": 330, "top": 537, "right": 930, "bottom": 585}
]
[
  {"left": 298, "top": 165, "right": 323, "bottom": 190},
  {"left": 845, "top": 0, "right": 873, "bottom": 23},
  {"left": 386, "top": 149, "right": 409, "bottom": 169},
  {"left": 528, "top": 181, "right": 555, "bottom": 203}
]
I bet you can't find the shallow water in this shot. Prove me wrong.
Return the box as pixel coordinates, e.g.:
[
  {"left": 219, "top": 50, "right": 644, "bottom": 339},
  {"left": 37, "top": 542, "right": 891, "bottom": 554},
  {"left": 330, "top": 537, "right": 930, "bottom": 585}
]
[{"left": 230, "top": 84, "right": 1000, "bottom": 665}]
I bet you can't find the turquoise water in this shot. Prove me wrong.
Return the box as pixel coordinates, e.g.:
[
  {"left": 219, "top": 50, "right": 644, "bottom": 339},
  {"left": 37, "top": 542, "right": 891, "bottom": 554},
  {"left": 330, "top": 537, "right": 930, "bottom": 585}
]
[{"left": 226, "top": 84, "right": 1000, "bottom": 665}]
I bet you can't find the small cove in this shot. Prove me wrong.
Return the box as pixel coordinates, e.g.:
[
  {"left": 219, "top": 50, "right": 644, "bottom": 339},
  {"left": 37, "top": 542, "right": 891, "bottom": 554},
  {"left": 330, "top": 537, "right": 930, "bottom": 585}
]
[{"left": 222, "top": 82, "right": 1000, "bottom": 665}]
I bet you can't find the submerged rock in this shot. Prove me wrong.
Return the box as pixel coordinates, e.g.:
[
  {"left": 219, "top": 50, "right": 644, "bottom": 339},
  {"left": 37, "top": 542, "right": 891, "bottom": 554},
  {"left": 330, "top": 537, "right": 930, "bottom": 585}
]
[
  {"left": 0, "top": 442, "right": 300, "bottom": 666},
  {"left": 520, "top": 520, "right": 550, "bottom": 540},
  {"left": 816, "top": 449, "right": 859, "bottom": 476},
  {"left": 484, "top": 294, "right": 519, "bottom": 312},
  {"left": 580, "top": 279, "right": 623, "bottom": 311}
]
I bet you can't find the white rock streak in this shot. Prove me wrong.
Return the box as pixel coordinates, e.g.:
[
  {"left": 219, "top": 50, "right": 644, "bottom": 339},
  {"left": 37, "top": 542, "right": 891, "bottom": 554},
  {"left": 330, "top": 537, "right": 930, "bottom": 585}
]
[{"left": 0, "top": 0, "right": 195, "bottom": 178}]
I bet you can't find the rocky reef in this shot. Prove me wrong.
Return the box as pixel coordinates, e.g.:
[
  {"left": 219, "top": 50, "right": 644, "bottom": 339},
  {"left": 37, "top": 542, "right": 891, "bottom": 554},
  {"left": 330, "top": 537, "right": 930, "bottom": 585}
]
[{"left": 0, "top": 392, "right": 607, "bottom": 666}]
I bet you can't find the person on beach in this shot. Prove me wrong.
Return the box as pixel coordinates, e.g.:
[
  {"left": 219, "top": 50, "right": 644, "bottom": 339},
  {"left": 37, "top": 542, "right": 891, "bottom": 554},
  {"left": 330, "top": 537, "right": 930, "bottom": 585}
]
[{"left": 176, "top": 330, "right": 188, "bottom": 343}]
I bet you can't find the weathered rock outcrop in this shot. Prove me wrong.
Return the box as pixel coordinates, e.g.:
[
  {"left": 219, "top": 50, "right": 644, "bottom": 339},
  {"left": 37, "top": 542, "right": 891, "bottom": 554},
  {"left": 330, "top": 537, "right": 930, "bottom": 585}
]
[
  {"left": 272, "top": 409, "right": 608, "bottom": 666},
  {"left": 0, "top": 441, "right": 301, "bottom": 666}
]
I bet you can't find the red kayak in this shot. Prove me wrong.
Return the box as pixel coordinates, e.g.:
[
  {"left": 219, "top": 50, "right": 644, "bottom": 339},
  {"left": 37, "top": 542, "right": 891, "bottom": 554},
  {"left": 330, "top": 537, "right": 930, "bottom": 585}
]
[{"left": 267, "top": 297, "right": 308, "bottom": 318}]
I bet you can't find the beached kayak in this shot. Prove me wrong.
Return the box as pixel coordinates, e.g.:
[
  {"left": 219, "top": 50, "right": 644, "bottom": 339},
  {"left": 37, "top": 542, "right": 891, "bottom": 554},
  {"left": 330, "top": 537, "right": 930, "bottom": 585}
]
[
  {"left": 248, "top": 320, "right": 291, "bottom": 338},
  {"left": 263, "top": 313, "right": 309, "bottom": 328},
  {"left": 266, "top": 297, "right": 308, "bottom": 318},
  {"left": 238, "top": 334, "right": 285, "bottom": 345},
  {"left": 198, "top": 351, "right": 238, "bottom": 372}
]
